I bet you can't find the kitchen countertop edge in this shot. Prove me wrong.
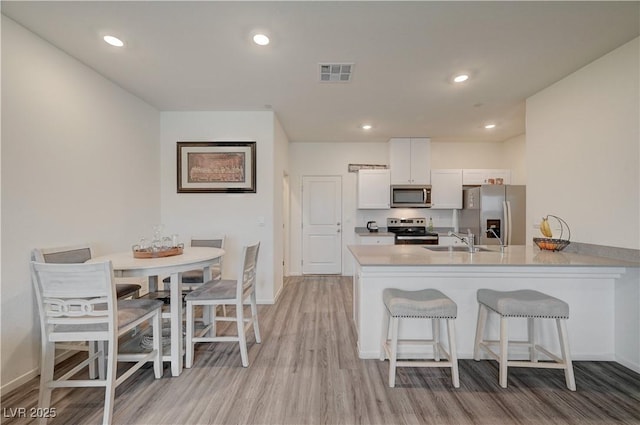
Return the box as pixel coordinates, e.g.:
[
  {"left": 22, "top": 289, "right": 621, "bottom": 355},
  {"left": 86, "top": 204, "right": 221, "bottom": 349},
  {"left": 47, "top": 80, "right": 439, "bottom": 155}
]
[{"left": 347, "top": 244, "right": 640, "bottom": 268}]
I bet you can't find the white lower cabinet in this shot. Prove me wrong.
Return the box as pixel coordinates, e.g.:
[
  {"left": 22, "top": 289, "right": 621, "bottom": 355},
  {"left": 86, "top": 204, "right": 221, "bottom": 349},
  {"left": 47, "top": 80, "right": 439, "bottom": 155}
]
[
  {"left": 438, "top": 236, "right": 465, "bottom": 247},
  {"left": 355, "top": 234, "right": 395, "bottom": 245}
]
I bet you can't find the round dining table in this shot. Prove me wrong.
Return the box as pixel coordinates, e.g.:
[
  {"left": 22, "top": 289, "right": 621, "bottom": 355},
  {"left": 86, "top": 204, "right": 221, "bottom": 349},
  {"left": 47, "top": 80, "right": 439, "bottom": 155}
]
[{"left": 88, "top": 246, "right": 225, "bottom": 376}]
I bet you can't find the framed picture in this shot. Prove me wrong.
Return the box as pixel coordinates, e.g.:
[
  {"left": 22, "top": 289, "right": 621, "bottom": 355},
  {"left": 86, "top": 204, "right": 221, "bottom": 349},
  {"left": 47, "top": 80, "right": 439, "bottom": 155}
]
[{"left": 177, "top": 141, "right": 256, "bottom": 193}]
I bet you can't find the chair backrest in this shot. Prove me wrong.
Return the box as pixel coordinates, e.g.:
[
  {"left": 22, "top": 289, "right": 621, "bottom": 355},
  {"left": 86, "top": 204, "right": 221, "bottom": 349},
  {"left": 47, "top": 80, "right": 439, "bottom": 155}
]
[
  {"left": 191, "top": 235, "right": 225, "bottom": 274},
  {"left": 32, "top": 244, "right": 93, "bottom": 264},
  {"left": 190, "top": 236, "right": 225, "bottom": 250},
  {"left": 238, "top": 242, "right": 260, "bottom": 299},
  {"left": 30, "top": 261, "right": 117, "bottom": 342}
]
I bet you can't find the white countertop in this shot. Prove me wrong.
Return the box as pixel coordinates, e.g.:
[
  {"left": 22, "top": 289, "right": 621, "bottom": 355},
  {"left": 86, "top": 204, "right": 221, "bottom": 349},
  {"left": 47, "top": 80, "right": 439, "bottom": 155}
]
[{"left": 348, "top": 244, "right": 640, "bottom": 267}]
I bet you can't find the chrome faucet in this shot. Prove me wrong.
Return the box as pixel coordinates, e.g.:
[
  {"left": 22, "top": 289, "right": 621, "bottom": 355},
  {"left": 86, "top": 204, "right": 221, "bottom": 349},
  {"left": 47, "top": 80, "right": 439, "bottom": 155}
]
[
  {"left": 486, "top": 225, "right": 506, "bottom": 254},
  {"left": 448, "top": 229, "right": 476, "bottom": 253}
]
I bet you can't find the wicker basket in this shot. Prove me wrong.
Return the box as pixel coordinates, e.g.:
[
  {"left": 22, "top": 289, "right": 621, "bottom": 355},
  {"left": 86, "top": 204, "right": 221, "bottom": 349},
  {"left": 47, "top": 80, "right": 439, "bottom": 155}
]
[
  {"left": 533, "top": 237, "right": 570, "bottom": 252},
  {"left": 132, "top": 244, "right": 184, "bottom": 259},
  {"left": 534, "top": 215, "right": 571, "bottom": 252}
]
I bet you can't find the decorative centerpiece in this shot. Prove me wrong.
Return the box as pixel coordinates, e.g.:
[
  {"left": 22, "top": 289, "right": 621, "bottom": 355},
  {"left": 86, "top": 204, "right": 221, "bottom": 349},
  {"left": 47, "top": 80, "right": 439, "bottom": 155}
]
[
  {"left": 533, "top": 215, "right": 571, "bottom": 251},
  {"left": 132, "top": 225, "right": 184, "bottom": 258}
]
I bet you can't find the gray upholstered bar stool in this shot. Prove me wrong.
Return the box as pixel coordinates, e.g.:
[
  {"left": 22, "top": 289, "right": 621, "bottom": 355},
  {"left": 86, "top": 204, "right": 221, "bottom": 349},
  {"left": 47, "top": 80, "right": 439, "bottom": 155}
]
[
  {"left": 474, "top": 289, "right": 576, "bottom": 391},
  {"left": 380, "top": 288, "right": 459, "bottom": 388}
]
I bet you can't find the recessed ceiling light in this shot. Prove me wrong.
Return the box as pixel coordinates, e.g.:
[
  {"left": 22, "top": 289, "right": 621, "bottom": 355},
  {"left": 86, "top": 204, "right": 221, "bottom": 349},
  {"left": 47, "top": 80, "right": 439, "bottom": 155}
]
[
  {"left": 361, "top": 124, "right": 373, "bottom": 130},
  {"left": 453, "top": 74, "right": 469, "bottom": 83},
  {"left": 253, "top": 34, "right": 270, "bottom": 46},
  {"left": 484, "top": 123, "right": 496, "bottom": 129},
  {"left": 103, "top": 35, "right": 124, "bottom": 47}
]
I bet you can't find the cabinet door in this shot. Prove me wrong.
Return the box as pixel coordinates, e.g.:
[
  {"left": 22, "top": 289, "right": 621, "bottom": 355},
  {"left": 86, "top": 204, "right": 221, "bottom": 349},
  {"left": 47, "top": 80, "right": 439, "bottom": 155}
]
[
  {"left": 357, "top": 169, "right": 390, "bottom": 209},
  {"left": 439, "top": 236, "right": 465, "bottom": 246},
  {"left": 356, "top": 235, "right": 395, "bottom": 245},
  {"left": 462, "top": 169, "right": 488, "bottom": 185},
  {"left": 488, "top": 169, "right": 511, "bottom": 185},
  {"left": 409, "top": 138, "right": 431, "bottom": 184},
  {"left": 463, "top": 169, "right": 512, "bottom": 185},
  {"left": 389, "top": 138, "right": 431, "bottom": 184},
  {"left": 431, "top": 169, "right": 462, "bottom": 209},
  {"left": 389, "top": 138, "right": 412, "bottom": 184}
]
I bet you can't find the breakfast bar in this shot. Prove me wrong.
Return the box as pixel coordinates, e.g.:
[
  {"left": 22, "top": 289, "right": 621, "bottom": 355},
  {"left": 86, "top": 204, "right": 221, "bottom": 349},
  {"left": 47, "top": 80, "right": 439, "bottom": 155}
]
[{"left": 348, "top": 244, "right": 640, "bottom": 372}]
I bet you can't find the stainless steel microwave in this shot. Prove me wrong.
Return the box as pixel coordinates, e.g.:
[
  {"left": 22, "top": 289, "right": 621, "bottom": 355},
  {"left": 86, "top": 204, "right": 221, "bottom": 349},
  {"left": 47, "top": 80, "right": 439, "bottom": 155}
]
[{"left": 390, "top": 185, "right": 432, "bottom": 208}]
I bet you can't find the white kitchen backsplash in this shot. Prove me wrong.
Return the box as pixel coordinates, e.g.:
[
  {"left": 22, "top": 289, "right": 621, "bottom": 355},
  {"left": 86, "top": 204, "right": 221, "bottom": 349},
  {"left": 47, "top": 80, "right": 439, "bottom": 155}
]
[{"left": 356, "top": 208, "right": 457, "bottom": 229}]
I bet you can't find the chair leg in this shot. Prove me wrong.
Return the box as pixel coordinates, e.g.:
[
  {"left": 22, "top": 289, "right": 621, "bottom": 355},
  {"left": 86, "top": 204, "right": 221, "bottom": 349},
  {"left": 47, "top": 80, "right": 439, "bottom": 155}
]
[
  {"left": 499, "top": 316, "right": 509, "bottom": 388},
  {"left": 447, "top": 319, "right": 460, "bottom": 388},
  {"left": 528, "top": 317, "right": 538, "bottom": 363},
  {"left": 557, "top": 319, "right": 576, "bottom": 391},
  {"left": 380, "top": 307, "right": 390, "bottom": 361},
  {"left": 205, "top": 305, "right": 217, "bottom": 338},
  {"left": 433, "top": 318, "right": 441, "bottom": 361},
  {"left": 473, "top": 304, "right": 488, "bottom": 361},
  {"left": 152, "top": 310, "right": 163, "bottom": 378},
  {"left": 388, "top": 316, "right": 399, "bottom": 388},
  {"left": 97, "top": 341, "right": 106, "bottom": 380},
  {"left": 202, "top": 303, "right": 212, "bottom": 325},
  {"left": 236, "top": 302, "right": 249, "bottom": 367},
  {"left": 185, "top": 301, "right": 195, "bottom": 368},
  {"left": 88, "top": 341, "right": 98, "bottom": 379},
  {"left": 102, "top": 337, "right": 118, "bottom": 425},
  {"left": 38, "top": 341, "right": 55, "bottom": 425},
  {"left": 250, "top": 292, "right": 261, "bottom": 344}
]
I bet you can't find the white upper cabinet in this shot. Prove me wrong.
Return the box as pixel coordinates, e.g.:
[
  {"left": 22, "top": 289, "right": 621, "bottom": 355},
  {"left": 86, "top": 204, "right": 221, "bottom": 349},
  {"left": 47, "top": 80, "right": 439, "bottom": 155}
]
[
  {"left": 357, "top": 169, "right": 390, "bottom": 209},
  {"left": 430, "top": 169, "right": 463, "bottom": 209},
  {"left": 462, "top": 169, "right": 511, "bottom": 185},
  {"left": 389, "top": 138, "right": 431, "bottom": 185}
]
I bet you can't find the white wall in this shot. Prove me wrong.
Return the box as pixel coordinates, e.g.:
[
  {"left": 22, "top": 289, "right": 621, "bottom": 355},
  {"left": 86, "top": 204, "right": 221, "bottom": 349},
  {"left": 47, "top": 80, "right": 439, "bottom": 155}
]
[
  {"left": 288, "top": 142, "right": 388, "bottom": 276},
  {"left": 1, "top": 17, "right": 161, "bottom": 392},
  {"left": 272, "top": 115, "right": 290, "bottom": 299},
  {"left": 159, "top": 111, "right": 287, "bottom": 303},
  {"left": 430, "top": 139, "right": 511, "bottom": 169},
  {"left": 526, "top": 37, "right": 639, "bottom": 249},
  {"left": 288, "top": 139, "right": 523, "bottom": 275},
  {"left": 502, "top": 134, "right": 527, "bottom": 185}
]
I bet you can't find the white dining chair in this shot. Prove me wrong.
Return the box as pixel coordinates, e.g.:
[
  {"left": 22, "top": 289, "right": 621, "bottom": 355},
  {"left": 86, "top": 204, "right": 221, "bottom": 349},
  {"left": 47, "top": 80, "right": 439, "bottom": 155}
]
[
  {"left": 32, "top": 244, "right": 143, "bottom": 379},
  {"left": 185, "top": 241, "right": 261, "bottom": 368},
  {"left": 162, "top": 235, "right": 225, "bottom": 291},
  {"left": 30, "top": 260, "right": 164, "bottom": 425},
  {"left": 33, "top": 244, "right": 142, "bottom": 299}
]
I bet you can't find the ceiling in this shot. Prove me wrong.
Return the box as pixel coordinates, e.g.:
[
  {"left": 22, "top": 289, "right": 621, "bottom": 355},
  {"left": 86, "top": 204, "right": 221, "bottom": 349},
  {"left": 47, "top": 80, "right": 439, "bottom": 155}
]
[{"left": 2, "top": 1, "right": 639, "bottom": 144}]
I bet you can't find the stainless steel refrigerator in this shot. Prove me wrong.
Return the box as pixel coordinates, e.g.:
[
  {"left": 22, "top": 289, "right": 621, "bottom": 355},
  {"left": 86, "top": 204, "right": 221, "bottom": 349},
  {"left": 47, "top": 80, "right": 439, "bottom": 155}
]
[{"left": 459, "top": 185, "right": 526, "bottom": 246}]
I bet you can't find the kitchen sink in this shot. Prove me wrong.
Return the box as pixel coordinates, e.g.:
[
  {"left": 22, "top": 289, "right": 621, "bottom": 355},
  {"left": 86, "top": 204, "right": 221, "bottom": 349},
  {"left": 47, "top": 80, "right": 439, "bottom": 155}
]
[{"left": 425, "top": 246, "right": 492, "bottom": 253}]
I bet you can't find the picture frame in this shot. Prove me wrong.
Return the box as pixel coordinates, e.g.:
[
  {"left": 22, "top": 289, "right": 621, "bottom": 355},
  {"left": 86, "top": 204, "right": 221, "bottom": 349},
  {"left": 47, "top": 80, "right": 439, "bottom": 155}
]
[{"left": 177, "top": 141, "right": 256, "bottom": 193}]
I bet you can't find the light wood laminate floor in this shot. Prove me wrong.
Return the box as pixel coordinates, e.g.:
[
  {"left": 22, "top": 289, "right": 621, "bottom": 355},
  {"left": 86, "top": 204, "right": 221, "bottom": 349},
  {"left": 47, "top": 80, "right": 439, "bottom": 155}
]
[{"left": 2, "top": 276, "right": 640, "bottom": 424}]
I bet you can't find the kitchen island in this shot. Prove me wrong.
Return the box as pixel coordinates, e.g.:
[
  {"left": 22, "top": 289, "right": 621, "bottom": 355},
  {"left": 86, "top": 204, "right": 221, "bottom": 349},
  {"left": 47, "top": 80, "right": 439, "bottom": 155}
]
[{"left": 348, "top": 244, "right": 640, "bottom": 372}]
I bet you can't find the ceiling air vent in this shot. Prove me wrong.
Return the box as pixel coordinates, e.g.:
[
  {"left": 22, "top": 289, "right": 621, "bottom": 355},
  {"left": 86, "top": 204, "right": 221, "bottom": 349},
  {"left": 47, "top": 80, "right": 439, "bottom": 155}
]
[{"left": 319, "top": 63, "right": 353, "bottom": 82}]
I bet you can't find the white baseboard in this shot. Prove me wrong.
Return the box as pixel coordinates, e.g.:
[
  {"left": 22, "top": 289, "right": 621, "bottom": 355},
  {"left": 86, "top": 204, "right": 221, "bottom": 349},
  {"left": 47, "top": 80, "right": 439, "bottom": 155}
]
[
  {"left": 615, "top": 356, "right": 640, "bottom": 374},
  {"left": 1, "top": 368, "right": 39, "bottom": 397},
  {"left": 1, "top": 350, "right": 78, "bottom": 397}
]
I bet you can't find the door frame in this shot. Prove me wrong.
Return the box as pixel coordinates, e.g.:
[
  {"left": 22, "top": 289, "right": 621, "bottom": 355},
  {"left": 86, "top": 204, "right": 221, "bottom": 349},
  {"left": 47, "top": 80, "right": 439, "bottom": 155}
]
[{"left": 301, "top": 175, "right": 343, "bottom": 275}]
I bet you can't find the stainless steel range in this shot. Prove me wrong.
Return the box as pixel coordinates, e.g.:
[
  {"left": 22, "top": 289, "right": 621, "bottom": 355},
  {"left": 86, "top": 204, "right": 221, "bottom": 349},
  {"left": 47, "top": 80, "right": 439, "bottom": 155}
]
[{"left": 387, "top": 217, "right": 439, "bottom": 245}]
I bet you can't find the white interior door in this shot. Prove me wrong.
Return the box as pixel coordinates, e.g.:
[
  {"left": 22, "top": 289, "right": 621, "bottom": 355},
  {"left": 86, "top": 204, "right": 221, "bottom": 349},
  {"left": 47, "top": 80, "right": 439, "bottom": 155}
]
[{"left": 302, "top": 176, "right": 342, "bottom": 274}]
